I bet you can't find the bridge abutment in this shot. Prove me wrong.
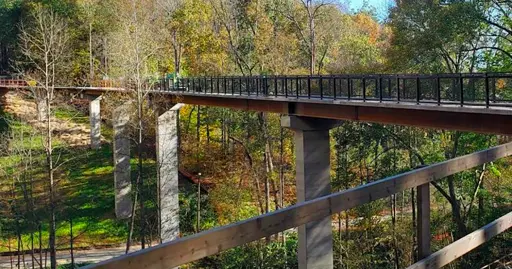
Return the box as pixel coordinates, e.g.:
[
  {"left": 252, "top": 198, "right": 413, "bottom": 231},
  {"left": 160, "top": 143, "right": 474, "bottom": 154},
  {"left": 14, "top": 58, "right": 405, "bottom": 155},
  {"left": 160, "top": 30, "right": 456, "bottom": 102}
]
[
  {"left": 281, "top": 115, "right": 341, "bottom": 269},
  {"left": 156, "top": 103, "right": 184, "bottom": 243},
  {"left": 113, "top": 102, "right": 132, "bottom": 219}
]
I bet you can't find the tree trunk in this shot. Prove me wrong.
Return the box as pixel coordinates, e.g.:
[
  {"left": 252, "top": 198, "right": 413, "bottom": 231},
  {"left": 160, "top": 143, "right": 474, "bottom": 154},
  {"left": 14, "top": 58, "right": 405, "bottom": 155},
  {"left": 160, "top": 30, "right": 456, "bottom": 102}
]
[
  {"left": 70, "top": 218, "right": 74, "bottom": 269},
  {"left": 89, "top": 22, "right": 93, "bottom": 85}
]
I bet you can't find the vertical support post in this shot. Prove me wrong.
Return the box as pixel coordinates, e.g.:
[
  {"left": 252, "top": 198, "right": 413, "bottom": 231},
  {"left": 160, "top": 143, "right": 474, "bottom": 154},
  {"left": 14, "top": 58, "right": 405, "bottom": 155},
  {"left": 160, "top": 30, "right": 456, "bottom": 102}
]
[
  {"left": 417, "top": 183, "right": 431, "bottom": 260},
  {"left": 333, "top": 77, "right": 337, "bottom": 100},
  {"left": 307, "top": 77, "right": 311, "bottom": 99},
  {"left": 416, "top": 77, "right": 421, "bottom": 104},
  {"left": 320, "top": 76, "right": 323, "bottom": 99},
  {"left": 282, "top": 116, "right": 339, "bottom": 269},
  {"left": 362, "top": 77, "right": 366, "bottom": 101},
  {"left": 436, "top": 76, "right": 441, "bottom": 106},
  {"left": 275, "top": 77, "right": 278, "bottom": 97},
  {"left": 89, "top": 96, "right": 102, "bottom": 149},
  {"left": 113, "top": 102, "right": 132, "bottom": 219},
  {"left": 347, "top": 78, "right": 351, "bottom": 100},
  {"left": 378, "top": 75, "right": 383, "bottom": 102},
  {"left": 485, "top": 73, "right": 490, "bottom": 108},
  {"left": 157, "top": 103, "right": 184, "bottom": 243},
  {"left": 285, "top": 77, "right": 288, "bottom": 98},
  {"left": 460, "top": 74, "right": 464, "bottom": 107},
  {"left": 296, "top": 77, "right": 300, "bottom": 98},
  {"left": 396, "top": 76, "right": 400, "bottom": 103}
]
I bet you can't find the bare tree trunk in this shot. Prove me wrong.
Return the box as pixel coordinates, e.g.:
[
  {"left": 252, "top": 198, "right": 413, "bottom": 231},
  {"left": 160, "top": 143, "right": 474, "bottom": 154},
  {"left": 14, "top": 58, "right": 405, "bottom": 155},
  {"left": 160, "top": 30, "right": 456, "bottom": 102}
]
[
  {"left": 137, "top": 96, "right": 145, "bottom": 249},
  {"left": 70, "top": 218, "right": 74, "bottom": 269},
  {"left": 38, "top": 225, "right": 42, "bottom": 269},
  {"left": 125, "top": 190, "right": 138, "bottom": 254},
  {"left": 89, "top": 22, "right": 93, "bottom": 85},
  {"left": 205, "top": 108, "right": 210, "bottom": 145}
]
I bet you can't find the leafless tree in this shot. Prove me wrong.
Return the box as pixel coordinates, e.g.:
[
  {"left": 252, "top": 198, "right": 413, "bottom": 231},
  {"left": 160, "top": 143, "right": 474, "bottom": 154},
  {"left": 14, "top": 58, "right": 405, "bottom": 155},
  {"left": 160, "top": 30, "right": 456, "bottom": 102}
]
[
  {"left": 110, "top": 0, "right": 162, "bottom": 251},
  {"left": 17, "top": 6, "right": 69, "bottom": 269},
  {"left": 280, "top": 0, "right": 334, "bottom": 74}
]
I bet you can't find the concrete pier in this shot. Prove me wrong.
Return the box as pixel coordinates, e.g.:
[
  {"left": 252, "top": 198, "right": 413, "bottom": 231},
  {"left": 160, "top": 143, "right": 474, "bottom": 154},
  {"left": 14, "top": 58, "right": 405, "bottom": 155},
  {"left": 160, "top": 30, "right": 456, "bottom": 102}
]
[
  {"left": 89, "top": 96, "right": 102, "bottom": 149},
  {"left": 157, "top": 103, "right": 184, "bottom": 243},
  {"left": 113, "top": 103, "right": 132, "bottom": 219},
  {"left": 282, "top": 115, "right": 340, "bottom": 269}
]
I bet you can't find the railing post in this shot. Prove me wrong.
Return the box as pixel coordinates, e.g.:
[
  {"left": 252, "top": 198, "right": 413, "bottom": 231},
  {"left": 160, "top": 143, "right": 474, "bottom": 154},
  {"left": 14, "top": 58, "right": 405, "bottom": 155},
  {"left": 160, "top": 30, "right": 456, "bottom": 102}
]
[
  {"left": 437, "top": 76, "right": 441, "bottom": 106},
  {"left": 378, "top": 75, "right": 383, "bottom": 102},
  {"left": 460, "top": 74, "right": 464, "bottom": 107},
  {"left": 417, "top": 182, "right": 431, "bottom": 260},
  {"left": 256, "top": 77, "right": 260, "bottom": 96},
  {"left": 416, "top": 77, "right": 420, "bottom": 104},
  {"left": 362, "top": 77, "right": 366, "bottom": 101},
  {"left": 320, "top": 76, "right": 324, "bottom": 99},
  {"left": 348, "top": 78, "right": 351, "bottom": 100},
  {"left": 333, "top": 77, "right": 337, "bottom": 100},
  {"left": 232, "top": 77, "right": 235, "bottom": 95},
  {"left": 396, "top": 76, "right": 400, "bottom": 103},
  {"left": 285, "top": 77, "right": 288, "bottom": 98},
  {"left": 274, "top": 77, "right": 278, "bottom": 97},
  {"left": 485, "top": 73, "right": 490, "bottom": 108},
  {"left": 224, "top": 77, "right": 227, "bottom": 95},
  {"left": 307, "top": 77, "right": 311, "bottom": 99},
  {"left": 296, "top": 77, "right": 300, "bottom": 98}
]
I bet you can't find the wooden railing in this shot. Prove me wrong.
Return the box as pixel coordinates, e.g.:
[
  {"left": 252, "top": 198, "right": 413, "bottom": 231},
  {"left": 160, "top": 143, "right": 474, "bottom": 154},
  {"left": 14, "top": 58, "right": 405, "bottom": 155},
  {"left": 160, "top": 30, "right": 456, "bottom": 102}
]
[
  {"left": 408, "top": 211, "right": 512, "bottom": 269},
  {"left": 85, "top": 142, "right": 512, "bottom": 269}
]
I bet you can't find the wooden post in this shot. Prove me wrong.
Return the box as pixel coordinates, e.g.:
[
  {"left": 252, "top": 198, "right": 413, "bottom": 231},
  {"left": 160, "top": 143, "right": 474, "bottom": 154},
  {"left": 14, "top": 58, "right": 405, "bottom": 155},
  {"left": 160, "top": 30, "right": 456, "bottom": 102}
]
[{"left": 417, "top": 183, "right": 431, "bottom": 260}]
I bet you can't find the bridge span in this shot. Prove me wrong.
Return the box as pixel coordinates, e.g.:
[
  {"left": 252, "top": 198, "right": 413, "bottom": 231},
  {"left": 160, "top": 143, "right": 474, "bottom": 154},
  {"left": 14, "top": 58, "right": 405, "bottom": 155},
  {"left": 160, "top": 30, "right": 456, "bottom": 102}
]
[{"left": 3, "top": 73, "right": 512, "bottom": 134}]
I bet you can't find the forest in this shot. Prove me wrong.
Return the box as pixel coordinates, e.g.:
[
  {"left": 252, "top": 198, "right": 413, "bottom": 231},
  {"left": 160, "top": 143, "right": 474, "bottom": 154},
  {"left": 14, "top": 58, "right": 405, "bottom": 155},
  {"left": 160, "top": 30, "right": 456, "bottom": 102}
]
[{"left": 0, "top": 0, "right": 512, "bottom": 268}]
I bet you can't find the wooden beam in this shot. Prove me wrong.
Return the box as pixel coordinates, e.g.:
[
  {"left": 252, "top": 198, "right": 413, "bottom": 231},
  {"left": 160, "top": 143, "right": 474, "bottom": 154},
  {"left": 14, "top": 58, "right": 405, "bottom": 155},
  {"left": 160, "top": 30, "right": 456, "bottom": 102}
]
[
  {"left": 84, "top": 142, "right": 512, "bottom": 269},
  {"left": 407, "top": 211, "right": 512, "bottom": 269},
  {"left": 417, "top": 183, "right": 431, "bottom": 260}
]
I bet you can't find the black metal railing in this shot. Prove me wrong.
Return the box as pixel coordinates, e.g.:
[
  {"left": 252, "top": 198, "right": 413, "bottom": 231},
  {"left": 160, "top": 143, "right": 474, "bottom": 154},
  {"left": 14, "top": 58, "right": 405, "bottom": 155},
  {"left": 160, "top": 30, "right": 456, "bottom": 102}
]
[{"left": 156, "top": 73, "right": 512, "bottom": 108}]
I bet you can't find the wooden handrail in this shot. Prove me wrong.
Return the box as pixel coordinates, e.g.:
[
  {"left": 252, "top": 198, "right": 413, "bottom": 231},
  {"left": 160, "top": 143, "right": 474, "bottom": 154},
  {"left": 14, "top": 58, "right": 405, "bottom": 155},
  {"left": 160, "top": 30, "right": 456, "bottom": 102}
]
[
  {"left": 407, "top": 211, "right": 512, "bottom": 269},
  {"left": 84, "top": 142, "right": 512, "bottom": 269}
]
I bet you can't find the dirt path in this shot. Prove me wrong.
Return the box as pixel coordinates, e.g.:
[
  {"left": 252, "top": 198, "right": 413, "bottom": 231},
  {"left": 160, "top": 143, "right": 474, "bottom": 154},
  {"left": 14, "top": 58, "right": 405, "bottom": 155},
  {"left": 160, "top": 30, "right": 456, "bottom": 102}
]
[{"left": 2, "top": 91, "right": 100, "bottom": 147}]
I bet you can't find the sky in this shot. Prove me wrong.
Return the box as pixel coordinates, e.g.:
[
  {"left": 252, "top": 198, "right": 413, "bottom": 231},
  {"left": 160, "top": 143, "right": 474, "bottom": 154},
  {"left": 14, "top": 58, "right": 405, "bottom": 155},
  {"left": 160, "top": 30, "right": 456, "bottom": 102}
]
[{"left": 346, "top": 0, "right": 395, "bottom": 21}]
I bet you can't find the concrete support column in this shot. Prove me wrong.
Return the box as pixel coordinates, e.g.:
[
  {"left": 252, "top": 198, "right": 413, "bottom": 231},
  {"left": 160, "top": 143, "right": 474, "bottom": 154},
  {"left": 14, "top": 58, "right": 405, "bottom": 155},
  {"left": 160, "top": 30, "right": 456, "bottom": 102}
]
[
  {"left": 282, "top": 116, "right": 340, "bottom": 269},
  {"left": 157, "top": 103, "right": 184, "bottom": 243},
  {"left": 89, "top": 96, "right": 102, "bottom": 149},
  {"left": 36, "top": 98, "right": 48, "bottom": 122},
  {"left": 113, "top": 102, "right": 132, "bottom": 219}
]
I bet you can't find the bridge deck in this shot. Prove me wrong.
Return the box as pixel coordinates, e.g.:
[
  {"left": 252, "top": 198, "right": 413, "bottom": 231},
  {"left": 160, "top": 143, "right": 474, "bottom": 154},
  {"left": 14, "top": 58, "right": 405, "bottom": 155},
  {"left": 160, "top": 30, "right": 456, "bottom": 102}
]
[{"left": 2, "top": 73, "right": 512, "bottom": 134}]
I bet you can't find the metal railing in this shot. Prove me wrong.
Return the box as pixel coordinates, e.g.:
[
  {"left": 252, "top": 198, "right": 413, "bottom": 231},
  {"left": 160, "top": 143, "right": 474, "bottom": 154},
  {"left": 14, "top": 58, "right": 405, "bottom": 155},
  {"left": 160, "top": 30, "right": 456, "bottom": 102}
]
[{"left": 157, "top": 73, "right": 512, "bottom": 108}]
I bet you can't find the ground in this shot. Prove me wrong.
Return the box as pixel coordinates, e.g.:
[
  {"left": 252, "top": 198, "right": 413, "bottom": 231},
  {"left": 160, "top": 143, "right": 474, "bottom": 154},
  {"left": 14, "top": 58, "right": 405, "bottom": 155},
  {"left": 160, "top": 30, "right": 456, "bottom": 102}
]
[{"left": 0, "top": 91, "right": 130, "bottom": 259}]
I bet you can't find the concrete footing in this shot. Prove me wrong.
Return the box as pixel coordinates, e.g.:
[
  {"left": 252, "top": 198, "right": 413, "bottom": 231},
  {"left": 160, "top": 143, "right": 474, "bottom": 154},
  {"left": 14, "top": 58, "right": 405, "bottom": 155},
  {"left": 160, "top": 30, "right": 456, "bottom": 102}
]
[
  {"left": 282, "top": 115, "right": 340, "bottom": 269},
  {"left": 113, "top": 102, "right": 132, "bottom": 219},
  {"left": 157, "top": 103, "right": 184, "bottom": 243}
]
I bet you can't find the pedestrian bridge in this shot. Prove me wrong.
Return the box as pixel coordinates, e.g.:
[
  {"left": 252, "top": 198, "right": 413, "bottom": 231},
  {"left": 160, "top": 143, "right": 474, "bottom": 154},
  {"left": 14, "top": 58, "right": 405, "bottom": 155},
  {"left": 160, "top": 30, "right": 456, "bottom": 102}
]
[{"left": 2, "top": 73, "right": 512, "bottom": 268}]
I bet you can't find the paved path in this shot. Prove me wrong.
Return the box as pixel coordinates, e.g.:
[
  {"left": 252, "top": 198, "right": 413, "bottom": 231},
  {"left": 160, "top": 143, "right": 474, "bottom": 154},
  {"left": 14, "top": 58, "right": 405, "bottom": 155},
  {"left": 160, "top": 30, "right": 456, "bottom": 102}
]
[{"left": 0, "top": 245, "right": 142, "bottom": 268}]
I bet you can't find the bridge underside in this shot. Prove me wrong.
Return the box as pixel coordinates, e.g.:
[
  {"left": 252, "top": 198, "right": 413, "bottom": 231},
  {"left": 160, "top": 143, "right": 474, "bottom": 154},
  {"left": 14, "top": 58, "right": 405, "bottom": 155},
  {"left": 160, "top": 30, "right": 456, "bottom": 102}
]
[{"left": 157, "top": 93, "right": 512, "bottom": 135}]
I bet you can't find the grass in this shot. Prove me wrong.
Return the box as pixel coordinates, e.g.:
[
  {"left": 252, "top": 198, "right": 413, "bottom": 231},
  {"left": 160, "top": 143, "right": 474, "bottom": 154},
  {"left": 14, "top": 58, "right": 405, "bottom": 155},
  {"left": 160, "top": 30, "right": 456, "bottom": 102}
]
[{"left": 0, "top": 106, "right": 131, "bottom": 252}]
